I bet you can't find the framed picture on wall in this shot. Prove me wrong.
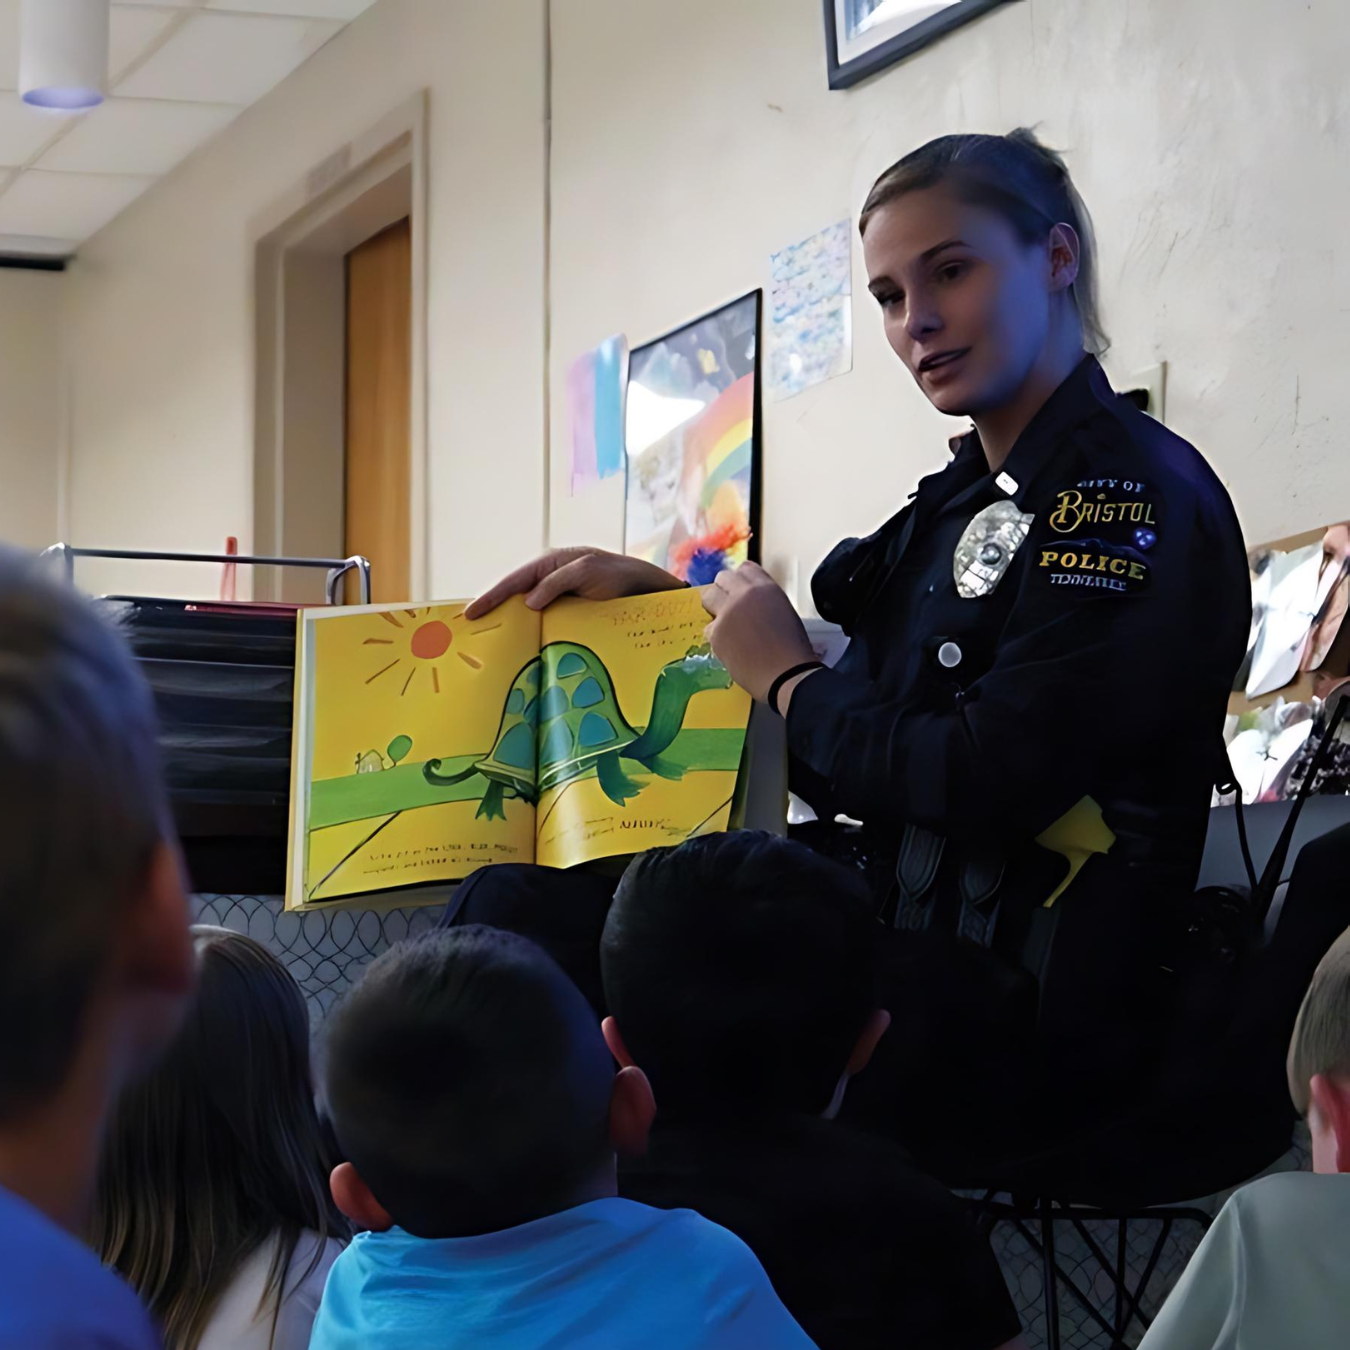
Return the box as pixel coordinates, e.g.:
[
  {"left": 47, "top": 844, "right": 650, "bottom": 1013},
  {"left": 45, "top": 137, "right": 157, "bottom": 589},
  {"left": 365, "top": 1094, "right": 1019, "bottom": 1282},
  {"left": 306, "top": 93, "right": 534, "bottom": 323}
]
[
  {"left": 823, "top": 0, "right": 1015, "bottom": 90},
  {"left": 624, "top": 291, "right": 762, "bottom": 586}
]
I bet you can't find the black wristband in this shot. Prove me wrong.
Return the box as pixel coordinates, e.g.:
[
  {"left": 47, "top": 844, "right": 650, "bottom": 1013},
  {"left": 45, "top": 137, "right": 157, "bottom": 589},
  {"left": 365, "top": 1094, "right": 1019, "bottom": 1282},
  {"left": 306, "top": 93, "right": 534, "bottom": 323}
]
[{"left": 768, "top": 661, "right": 825, "bottom": 716}]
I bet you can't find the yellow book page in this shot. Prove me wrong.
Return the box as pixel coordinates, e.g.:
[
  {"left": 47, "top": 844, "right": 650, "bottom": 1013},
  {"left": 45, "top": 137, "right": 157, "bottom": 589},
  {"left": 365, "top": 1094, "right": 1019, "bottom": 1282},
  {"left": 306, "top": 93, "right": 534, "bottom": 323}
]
[
  {"left": 535, "top": 589, "right": 751, "bottom": 869},
  {"left": 288, "top": 597, "right": 540, "bottom": 907}
]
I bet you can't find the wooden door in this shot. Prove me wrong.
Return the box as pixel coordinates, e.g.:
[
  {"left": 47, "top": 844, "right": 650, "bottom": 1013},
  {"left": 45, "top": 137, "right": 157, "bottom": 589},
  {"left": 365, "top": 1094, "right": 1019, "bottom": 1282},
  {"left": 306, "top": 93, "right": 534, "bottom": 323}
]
[{"left": 345, "top": 217, "right": 411, "bottom": 603}]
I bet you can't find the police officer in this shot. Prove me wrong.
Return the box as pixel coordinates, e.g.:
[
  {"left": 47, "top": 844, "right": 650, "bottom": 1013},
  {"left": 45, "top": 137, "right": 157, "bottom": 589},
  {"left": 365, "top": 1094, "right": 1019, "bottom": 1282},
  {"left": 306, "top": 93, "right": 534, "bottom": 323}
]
[{"left": 459, "top": 130, "right": 1251, "bottom": 1153}]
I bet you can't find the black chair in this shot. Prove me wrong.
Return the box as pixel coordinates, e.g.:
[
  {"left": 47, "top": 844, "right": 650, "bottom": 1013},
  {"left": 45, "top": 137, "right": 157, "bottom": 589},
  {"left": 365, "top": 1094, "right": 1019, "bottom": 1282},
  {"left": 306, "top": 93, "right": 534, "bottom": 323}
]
[
  {"left": 959, "top": 811, "right": 1350, "bottom": 1348},
  {"left": 105, "top": 595, "right": 298, "bottom": 893}
]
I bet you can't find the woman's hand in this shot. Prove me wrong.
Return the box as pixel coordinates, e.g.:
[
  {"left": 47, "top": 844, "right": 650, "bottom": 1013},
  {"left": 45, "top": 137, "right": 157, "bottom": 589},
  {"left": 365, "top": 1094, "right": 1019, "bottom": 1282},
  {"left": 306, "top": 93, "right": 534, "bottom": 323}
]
[
  {"left": 702, "top": 563, "right": 819, "bottom": 705},
  {"left": 466, "top": 548, "right": 685, "bottom": 620}
]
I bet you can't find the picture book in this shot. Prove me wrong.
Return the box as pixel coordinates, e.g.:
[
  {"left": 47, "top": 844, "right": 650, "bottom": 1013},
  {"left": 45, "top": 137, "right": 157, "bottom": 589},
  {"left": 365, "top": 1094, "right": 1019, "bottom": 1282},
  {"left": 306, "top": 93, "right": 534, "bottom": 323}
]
[{"left": 286, "top": 588, "right": 752, "bottom": 908}]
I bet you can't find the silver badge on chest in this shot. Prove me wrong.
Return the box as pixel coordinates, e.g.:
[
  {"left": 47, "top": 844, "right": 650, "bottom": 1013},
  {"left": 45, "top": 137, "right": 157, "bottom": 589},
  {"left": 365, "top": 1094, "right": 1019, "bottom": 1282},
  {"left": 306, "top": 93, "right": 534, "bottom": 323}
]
[{"left": 953, "top": 500, "right": 1035, "bottom": 598}]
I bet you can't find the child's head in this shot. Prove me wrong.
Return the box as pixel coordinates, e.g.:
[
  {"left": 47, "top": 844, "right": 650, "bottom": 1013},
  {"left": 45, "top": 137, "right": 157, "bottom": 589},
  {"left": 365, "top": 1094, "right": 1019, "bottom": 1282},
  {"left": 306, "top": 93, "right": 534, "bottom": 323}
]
[
  {"left": 94, "top": 927, "right": 347, "bottom": 1350},
  {"left": 600, "top": 831, "right": 889, "bottom": 1119},
  {"left": 1288, "top": 927, "right": 1350, "bottom": 1173},
  {"left": 323, "top": 926, "right": 653, "bottom": 1239},
  {"left": 0, "top": 550, "right": 191, "bottom": 1142},
  {"left": 859, "top": 128, "right": 1104, "bottom": 419}
]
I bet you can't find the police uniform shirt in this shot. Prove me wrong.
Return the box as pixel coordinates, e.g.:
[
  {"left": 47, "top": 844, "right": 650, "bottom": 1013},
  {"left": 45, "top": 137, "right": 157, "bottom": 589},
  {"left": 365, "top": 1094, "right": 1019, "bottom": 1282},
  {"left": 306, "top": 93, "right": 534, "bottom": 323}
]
[
  {"left": 786, "top": 355, "right": 1251, "bottom": 878},
  {"left": 620, "top": 1113, "right": 1023, "bottom": 1350}
]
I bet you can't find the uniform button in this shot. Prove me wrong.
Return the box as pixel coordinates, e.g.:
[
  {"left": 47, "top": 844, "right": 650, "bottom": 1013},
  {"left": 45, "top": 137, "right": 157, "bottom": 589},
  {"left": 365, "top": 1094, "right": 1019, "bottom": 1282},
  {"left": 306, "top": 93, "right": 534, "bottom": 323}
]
[
  {"left": 938, "top": 641, "right": 963, "bottom": 669},
  {"left": 928, "top": 583, "right": 935, "bottom": 594}
]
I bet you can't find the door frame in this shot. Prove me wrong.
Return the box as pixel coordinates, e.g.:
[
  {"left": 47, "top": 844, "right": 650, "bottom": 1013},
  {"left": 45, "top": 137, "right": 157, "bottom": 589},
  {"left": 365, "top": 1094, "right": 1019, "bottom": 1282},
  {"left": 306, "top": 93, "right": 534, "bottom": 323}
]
[{"left": 252, "top": 92, "right": 428, "bottom": 602}]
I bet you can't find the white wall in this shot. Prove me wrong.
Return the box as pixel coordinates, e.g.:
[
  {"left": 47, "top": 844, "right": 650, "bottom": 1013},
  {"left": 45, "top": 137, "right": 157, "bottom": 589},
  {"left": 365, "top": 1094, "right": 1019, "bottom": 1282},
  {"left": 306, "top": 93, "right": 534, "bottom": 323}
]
[
  {"left": 63, "top": 0, "right": 546, "bottom": 600},
  {"left": 548, "top": 0, "right": 1350, "bottom": 598},
  {"left": 0, "top": 268, "right": 63, "bottom": 551},
  {"left": 54, "top": 0, "right": 1350, "bottom": 605}
]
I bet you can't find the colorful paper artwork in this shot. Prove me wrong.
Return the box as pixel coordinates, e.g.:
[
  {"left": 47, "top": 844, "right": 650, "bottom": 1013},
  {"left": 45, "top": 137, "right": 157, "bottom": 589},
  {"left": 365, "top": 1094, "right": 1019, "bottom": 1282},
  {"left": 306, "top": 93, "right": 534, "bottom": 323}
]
[
  {"left": 1226, "top": 700, "right": 1316, "bottom": 804},
  {"left": 1303, "top": 525, "right": 1350, "bottom": 673},
  {"left": 624, "top": 292, "right": 760, "bottom": 585},
  {"left": 568, "top": 334, "right": 628, "bottom": 496},
  {"left": 768, "top": 219, "right": 853, "bottom": 401},
  {"left": 1244, "top": 528, "right": 1350, "bottom": 699}
]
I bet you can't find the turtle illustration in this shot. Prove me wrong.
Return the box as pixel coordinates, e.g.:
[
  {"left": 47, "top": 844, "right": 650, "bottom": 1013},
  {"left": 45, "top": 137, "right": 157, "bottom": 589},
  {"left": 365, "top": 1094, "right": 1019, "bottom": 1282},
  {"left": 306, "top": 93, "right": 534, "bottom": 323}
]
[{"left": 422, "top": 642, "right": 732, "bottom": 820}]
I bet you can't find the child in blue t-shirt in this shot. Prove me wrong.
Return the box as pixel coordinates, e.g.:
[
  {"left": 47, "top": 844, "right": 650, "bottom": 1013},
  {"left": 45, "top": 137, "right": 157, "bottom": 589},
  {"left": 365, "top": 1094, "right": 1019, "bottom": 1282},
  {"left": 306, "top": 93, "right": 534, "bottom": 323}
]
[{"left": 311, "top": 925, "right": 815, "bottom": 1350}]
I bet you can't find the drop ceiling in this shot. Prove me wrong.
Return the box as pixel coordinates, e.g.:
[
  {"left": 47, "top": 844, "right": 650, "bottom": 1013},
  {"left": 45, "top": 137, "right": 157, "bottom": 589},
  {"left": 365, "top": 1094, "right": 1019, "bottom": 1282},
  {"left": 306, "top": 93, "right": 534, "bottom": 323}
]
[{"left": 0, "top": 1, "right": 378, "bottom": 260}]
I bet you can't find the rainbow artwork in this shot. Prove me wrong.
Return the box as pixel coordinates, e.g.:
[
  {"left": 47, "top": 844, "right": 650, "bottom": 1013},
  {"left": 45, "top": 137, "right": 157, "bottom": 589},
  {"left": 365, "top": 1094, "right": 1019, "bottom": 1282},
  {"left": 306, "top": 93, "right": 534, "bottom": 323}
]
[
  {"left": 625, "top": 292, "right": 760, "bottom": 584},
  {"left": 666, "top": 375, "right": 754, "bottom": 583}
]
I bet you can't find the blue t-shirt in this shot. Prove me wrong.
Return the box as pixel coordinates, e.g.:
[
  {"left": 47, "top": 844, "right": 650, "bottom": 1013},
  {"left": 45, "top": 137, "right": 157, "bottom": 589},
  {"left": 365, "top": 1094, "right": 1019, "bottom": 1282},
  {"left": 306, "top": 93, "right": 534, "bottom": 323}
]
[
  {"left": 309, "top": 1197, "right": 816, "bottom": 1349},
  {"left": 0, "top": 1185, "right": 160, "bottom": 1350}
]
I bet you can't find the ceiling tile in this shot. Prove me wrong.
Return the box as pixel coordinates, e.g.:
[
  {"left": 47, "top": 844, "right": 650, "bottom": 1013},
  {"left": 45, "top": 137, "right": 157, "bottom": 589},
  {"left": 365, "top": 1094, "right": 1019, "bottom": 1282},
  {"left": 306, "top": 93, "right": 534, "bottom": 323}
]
[
  {"left": 109, "top": 6, "right": 183, "bottom": 83},
  {"left": 0, "top": 169, "right": 156, "bottom": 239},
  {"left": 207, "top": 0, "right": 376, "bottom": 18},
  {"left": 0, "top": 2, "right": 368, "bottom": 248},
  {"left": 36, "top": 97, "right": 237, "bottom": 175},
  {"left": 0, "top": 92, "right": 66, "bottom": 167},
  {"left": 114, "top": 11, "right": 342, "bottom": 105}
]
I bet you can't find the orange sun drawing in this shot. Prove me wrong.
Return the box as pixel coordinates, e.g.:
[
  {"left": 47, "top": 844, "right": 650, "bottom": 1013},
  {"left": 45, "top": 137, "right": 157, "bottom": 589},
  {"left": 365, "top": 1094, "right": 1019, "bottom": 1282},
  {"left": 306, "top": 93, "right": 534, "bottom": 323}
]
[{"left": 359, "top": 606, "right": 500, "bottom": 695}]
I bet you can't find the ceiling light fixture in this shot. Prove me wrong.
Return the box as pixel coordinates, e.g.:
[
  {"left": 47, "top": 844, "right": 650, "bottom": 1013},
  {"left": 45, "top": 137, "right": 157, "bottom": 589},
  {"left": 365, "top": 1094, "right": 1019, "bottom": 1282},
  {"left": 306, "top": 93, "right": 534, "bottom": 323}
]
[{"left": 20, "top": 0, "right": 110, "bottom": 112}]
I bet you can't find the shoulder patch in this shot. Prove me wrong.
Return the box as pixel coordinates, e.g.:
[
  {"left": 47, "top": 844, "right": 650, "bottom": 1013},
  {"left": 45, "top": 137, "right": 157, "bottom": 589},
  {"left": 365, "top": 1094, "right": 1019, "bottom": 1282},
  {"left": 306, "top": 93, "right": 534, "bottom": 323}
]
[
  {"left": 1036, "top": 476, "right": 1161, "bottom": 596},
  {"left": 1036, "top": 537, "right": 1151, "bottom": 594},
  {"left": 1047, "top": 480, "right": 1160, "bottom": 536}
]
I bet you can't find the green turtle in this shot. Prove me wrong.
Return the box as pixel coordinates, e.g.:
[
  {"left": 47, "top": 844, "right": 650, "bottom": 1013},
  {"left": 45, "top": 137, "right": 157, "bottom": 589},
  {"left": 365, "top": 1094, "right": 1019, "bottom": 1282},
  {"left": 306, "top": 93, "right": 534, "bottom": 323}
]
[{"left": 423, "top": 642, "right": 732, "bottom": 820}]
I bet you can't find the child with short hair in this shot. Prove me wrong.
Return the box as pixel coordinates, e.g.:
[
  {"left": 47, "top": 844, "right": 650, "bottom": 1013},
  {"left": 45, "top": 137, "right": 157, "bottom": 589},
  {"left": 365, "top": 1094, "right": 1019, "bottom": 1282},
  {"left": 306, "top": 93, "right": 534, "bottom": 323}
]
[
  {"left": 603, "top": 832, "right": 1024, "bottom": 1350},
  {"left": 1140, "top": 927, "right": 1350, "bottom": 1348},
  {"left": 0, "top": 547, "right": 194, "bottom": 1349},
  {"left": 310, "top": 925, "right": 815, "bottom": 1349}
]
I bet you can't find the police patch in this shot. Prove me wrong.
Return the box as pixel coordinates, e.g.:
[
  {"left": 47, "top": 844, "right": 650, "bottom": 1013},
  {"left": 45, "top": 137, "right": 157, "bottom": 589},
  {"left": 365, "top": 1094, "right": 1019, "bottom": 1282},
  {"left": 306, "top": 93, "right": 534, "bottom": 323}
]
[
  {"left": 953, "top": 500, "right": 1035, "bottom": 598},
  {"left": 1037, "top": 538, "right": 1151, "bottom": 594},
  {"left": 1048, "top": 486, "right": 1158, "bottom": 534}
]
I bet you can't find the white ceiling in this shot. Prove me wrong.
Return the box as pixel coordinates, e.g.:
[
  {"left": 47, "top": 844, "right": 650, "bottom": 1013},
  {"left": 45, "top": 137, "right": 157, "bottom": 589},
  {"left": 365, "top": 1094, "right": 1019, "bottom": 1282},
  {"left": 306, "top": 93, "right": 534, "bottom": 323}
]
[{"left": 0, "top": 1, "right": 378, "bottom": 259}]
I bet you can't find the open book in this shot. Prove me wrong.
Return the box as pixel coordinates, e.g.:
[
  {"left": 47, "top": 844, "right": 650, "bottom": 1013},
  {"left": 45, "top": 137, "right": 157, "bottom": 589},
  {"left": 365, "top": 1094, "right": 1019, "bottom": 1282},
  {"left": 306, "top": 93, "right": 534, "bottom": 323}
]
[{"left": 286, "top": 588, "right": 752, "bottom": 909}]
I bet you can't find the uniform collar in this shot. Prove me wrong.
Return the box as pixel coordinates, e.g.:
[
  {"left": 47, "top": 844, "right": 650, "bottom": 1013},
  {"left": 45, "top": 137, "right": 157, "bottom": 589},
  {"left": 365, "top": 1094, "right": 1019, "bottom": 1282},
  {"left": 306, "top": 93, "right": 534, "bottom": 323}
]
[{"left": 941, "top": 354, "right": 1106, "bottom": 515}]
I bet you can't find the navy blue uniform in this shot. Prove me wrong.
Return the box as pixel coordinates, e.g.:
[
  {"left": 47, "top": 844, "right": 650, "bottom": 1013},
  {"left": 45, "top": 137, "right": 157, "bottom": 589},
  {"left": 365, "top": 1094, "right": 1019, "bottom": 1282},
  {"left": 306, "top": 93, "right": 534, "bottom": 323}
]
[
  {"left": 790, "top": 356, "right": 1251, "bottom": 1161},
  {"left": 789, "top": 355, "right": 1248, "bottom": 919},
  {"left": 443, "top": 357, "right": 1251, "bottom": 1167}
]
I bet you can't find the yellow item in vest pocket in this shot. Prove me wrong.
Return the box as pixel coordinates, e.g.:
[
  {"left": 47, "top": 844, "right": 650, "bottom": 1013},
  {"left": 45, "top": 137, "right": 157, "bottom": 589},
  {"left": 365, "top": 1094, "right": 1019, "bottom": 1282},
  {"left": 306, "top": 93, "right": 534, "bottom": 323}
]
[{"left": 1035, "top": 795, "right": 1117, "bottom": 907}]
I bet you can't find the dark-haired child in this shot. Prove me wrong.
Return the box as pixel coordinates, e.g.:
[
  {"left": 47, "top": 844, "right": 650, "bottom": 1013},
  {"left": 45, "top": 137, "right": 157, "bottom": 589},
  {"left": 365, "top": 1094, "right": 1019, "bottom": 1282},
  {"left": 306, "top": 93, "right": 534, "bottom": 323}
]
[
  {"left": 606, "top": 833, "right": 1023, "bottom": 1350},
  {"left": 311, "top": 926, "right": 815, "bottom": 1350}
]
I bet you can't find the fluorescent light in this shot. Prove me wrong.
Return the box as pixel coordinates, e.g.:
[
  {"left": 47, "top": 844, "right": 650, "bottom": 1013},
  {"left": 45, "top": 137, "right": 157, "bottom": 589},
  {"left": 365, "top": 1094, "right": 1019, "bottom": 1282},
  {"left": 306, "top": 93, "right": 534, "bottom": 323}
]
[{"left": 20, "top": 0, "right": 109, "bottom": 112}]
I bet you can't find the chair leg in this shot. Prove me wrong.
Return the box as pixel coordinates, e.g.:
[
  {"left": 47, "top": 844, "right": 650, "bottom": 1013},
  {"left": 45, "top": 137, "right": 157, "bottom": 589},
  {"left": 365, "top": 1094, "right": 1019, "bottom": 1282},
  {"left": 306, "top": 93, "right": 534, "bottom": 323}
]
[
  {"left": 1041, "top": 1199, "right": 1061, "bottom": 1350},
  {"left": 1115, "top": 1218, "right": 1127, "bottom": 1343},
  {"left": 1128, "top": 1217, "right": 1173, "bottom": 1333},
  {"left": 991, "top": 1200, "right": 1207, "bottom": 1350},
  {"left": 1066, "top": 1209, "right": 1179, "bottom": 1343},
  {"left": 1012, "top": 1214, "right": 1124, "bottom": 1346}
]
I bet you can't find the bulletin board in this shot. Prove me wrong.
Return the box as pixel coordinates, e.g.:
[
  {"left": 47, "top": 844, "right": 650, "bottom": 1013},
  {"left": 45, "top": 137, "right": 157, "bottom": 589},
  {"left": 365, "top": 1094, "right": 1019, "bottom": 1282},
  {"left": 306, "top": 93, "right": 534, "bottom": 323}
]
[{"left": 1229, "top": 525, "right": 1350, "bottom": 716}]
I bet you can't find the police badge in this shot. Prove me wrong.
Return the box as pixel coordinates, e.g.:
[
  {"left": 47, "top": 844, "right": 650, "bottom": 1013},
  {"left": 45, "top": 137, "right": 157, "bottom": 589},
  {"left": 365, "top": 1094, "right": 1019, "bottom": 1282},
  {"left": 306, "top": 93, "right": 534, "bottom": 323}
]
[{"left": 953, "top": 501, "right": 1035, "bottom": 598}]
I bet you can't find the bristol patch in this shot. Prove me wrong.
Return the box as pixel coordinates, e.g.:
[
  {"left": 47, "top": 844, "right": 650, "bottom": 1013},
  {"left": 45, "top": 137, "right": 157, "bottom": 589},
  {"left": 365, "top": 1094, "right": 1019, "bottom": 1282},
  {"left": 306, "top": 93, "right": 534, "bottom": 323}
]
[{"left": 1048, "top": 483, "right": 1158, "bottom": 534}]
